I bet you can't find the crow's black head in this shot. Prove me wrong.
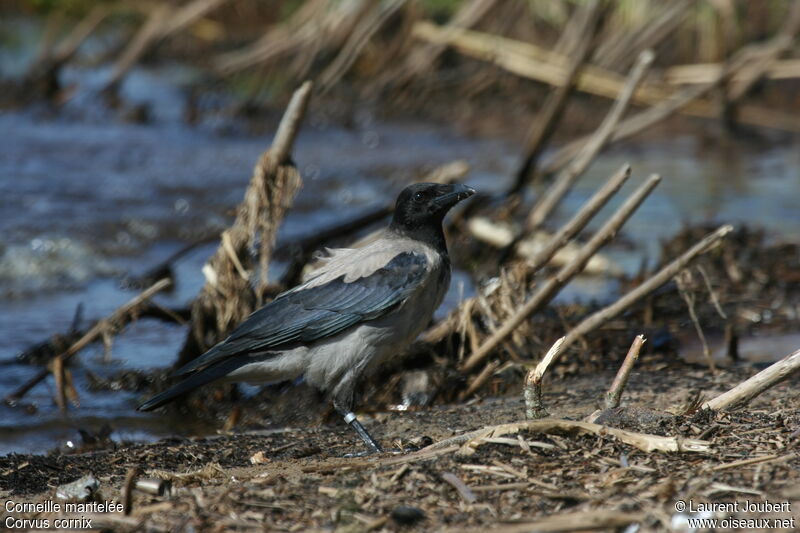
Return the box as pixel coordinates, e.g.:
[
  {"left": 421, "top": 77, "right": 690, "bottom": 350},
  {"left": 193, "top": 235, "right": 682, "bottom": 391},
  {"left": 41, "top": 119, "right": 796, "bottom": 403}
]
[{"left": 389, "top": 182, "right": 475, "bottom": 250}]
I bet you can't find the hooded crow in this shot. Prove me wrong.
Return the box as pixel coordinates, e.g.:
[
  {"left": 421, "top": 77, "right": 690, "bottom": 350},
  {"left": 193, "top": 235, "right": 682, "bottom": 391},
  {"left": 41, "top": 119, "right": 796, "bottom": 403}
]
[{"left": 138, "top": 182, "right": 475, "bottom": 453}]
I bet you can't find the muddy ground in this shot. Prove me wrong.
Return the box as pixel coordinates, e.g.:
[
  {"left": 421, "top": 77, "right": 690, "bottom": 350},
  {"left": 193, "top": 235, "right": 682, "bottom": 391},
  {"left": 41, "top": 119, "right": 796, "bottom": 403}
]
[{"left": 1, "top": 361, "right": 798, "bottom": 532}]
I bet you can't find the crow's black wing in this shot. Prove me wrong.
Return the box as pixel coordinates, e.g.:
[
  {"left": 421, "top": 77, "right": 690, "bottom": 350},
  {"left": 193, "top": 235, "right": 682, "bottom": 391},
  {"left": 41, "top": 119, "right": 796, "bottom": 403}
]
[{"left": 175, "top": 251, "right": 428, "bottom": 376}]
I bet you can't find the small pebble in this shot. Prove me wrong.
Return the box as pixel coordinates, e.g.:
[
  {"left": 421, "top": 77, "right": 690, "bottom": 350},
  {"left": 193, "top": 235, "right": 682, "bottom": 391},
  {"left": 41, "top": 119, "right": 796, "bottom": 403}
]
[{"left": 391, "top": 505, "right": 426, "bottom": 525}]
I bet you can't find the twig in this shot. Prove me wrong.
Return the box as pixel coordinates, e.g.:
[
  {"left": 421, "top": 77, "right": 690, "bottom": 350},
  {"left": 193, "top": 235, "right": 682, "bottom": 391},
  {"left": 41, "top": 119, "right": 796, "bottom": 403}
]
[
  {"left": 524, "top": 337, "right": 565, "bottom": 419},
  {"left": 441, "top": 472, "right": 477, "bottom": 504},
  {"left": 4, "top": 278, "right": 171, "bottom": 406},
  {"left": 461, "top": 174, "right": 661, "bottom": 373},
  {"left": 605, "top": 335, "right": 645, "bottom": 409},
  {"left": 703, "top": 349, "right": 800, "bottom": 411},
  {"left": 524, "top": 49, "right": 655, "bottom": 234},
  {"left": 558, "top": 225, "right": 732, "bottom": 357}
]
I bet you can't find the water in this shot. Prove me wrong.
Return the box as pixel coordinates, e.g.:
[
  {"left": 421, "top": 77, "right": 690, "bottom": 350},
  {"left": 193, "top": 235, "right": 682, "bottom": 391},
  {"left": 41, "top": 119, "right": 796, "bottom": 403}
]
[{"left": 2, "top": 62, "right": 800, "bottom": 457}]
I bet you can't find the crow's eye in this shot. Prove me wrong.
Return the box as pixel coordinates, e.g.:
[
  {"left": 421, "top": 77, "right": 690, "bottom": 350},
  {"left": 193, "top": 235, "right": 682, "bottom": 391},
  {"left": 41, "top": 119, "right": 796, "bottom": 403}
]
[{"left": 413, "top": 191, "right": 425, "bottom": 202}]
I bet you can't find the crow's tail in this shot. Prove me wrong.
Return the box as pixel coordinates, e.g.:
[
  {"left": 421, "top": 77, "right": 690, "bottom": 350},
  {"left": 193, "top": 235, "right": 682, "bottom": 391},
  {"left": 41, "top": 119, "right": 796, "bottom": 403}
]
[{"left": 137, "top": 356, "right": 247, "bottom": 411}]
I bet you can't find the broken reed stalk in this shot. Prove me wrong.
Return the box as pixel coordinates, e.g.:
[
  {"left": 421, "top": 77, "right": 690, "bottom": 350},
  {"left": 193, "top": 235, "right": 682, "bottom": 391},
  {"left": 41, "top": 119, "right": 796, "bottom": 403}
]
[
  {"left": 461, "top": 174, "right": 661, "bottom": 373},
  {"left": 559, "top": 224, "right": 734, "bottom": 354},
  {"left": 105, "top": 0, "right": 226, "bottom": 93},
  {"left": 703, "top": 348, "right": 800, "bottom": 411},
  {"left": 510, "top": 0, "right": 603, "bottom": 194},
  {"left": 460, "top": 360, "right": 500, "bottom": 401},
  {"left": 524, "top": 49, "right": 655, "bottom": 234},
  {"left": 524, "top": 337, "right": 565, "bottom": 419},
  {"left": 386, "top": 0, "right": 498, "bottom": 87},
  {"left": 727, "top": 1, "right": 800, "bottom": 102},
  {"left": 525, "top": 163, "right": 631, "bottom": 272},
  {"left": 318, "top": 0, "right": 407, "bottom": 93},
  {"left": 605, "top": 334, "right": 645, "bottom": 409},
  {"left": 175, "top": 82, "right": 311, "bottom": 369},
  {"left": 4, "top": 278, "right": 172, "bottom": 406}
]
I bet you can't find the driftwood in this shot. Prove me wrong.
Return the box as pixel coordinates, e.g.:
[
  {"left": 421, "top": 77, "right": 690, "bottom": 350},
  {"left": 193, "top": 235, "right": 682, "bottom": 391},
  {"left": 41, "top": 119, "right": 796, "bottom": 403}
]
[
  {"left": 703, "top": 348, "right": 800, "bottom": 411},
  {"left": 175, "top": 82, "right": 311, "bottom": 369},
  {"left": 4, "top": 278, "right": 172, "bottom": 406}
]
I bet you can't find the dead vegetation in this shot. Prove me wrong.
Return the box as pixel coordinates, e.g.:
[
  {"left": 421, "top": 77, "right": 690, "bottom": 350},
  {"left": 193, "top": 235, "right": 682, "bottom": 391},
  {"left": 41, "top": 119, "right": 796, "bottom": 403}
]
[{"left": 3, "top": 1, "right": 800, "bottom": 530}]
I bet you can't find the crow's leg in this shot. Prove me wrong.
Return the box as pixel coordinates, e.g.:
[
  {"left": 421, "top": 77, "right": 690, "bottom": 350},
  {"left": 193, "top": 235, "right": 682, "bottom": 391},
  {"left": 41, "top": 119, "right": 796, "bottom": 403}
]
[
  {"left": 332, "top": 375, "right": 383, "bottom": 454},
  {"left": 342, "top": 411, "right": 383, "bottom": 454}
]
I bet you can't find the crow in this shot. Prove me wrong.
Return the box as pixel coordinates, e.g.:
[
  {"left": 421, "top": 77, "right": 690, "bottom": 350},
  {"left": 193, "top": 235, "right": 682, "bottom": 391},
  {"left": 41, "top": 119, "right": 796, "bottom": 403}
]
[{"left": 139, "top": 182, "right": 475, "bottom": 453}]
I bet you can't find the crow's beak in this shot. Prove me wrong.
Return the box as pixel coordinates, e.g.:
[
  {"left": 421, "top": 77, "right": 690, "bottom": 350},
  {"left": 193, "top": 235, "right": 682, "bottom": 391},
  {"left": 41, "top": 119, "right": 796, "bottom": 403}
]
[{"left": 433, "top": 184, "right": 476, "bottom": 209}]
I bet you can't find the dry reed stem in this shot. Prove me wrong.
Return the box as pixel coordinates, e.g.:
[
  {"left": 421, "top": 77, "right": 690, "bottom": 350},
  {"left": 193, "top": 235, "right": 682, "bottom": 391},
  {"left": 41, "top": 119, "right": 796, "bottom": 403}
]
[
  {"left": 413, "top": 21, "right": 800, "bottom": 134},
  {"left": 605, "top": 335, "right": 645, "bottom": 409},
  {"left": 213, "top": 0, "right": 327, "bottom": 74},
  {"left": 425, "top": 419, "right": 710, "bottom": 455},
  {"left": 726, "top": 1, "right": 800, "bottom": 102},
  {"left": 524, "top": 49, "right": 654, "bottom": 234},
  {"left": 52, "top": 353, "right": 66, "bottom": 412},
  {"left": 451, "top": 165, "right": 630, "bottom": 351},
  {"left": 460, "top": 174, "right": 661, "bottom": 373},
  {"left": 105, "top": 4, "right": 171, "bottom": 92},
  {"left": 106, "top": 0, "right": 226, "bottom": 92},
  {"left": 525, "top": 163, "right": 631, "bottom": 272},
  {"left": 318, "top": 0, "right": 407, "bottom": 93},
  {"left": 386, "top": 0, "right": 498, "bottom": 86},
  {"left": 177, "top": 82, "right": 311, "bottom": 367},
  {"left": 511, "top": 0, "right": 603, "bottom": 193},
  {"left": 703, "top": 348, "right": 800, "bottom": 411},
  {"left": 524, "top": 337, "right": 565, "bottom": 419},
  {"left": 594, "top": 0, "right": 689, "bottom": 70},
  {"left": 5, "top": 278, "right": 172, "bottom": 405},
  {"left": 665, "top": 59, "right": 800, "bottom": 85},
  {"left": 460, "top": 360, "right": 500, "bottom": 401},
  {"left": 558, "top": 225, "right": 733, "bottom": 357},
  {"left": 676, "top": 269, "right": 717, "bottom": 373}
]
